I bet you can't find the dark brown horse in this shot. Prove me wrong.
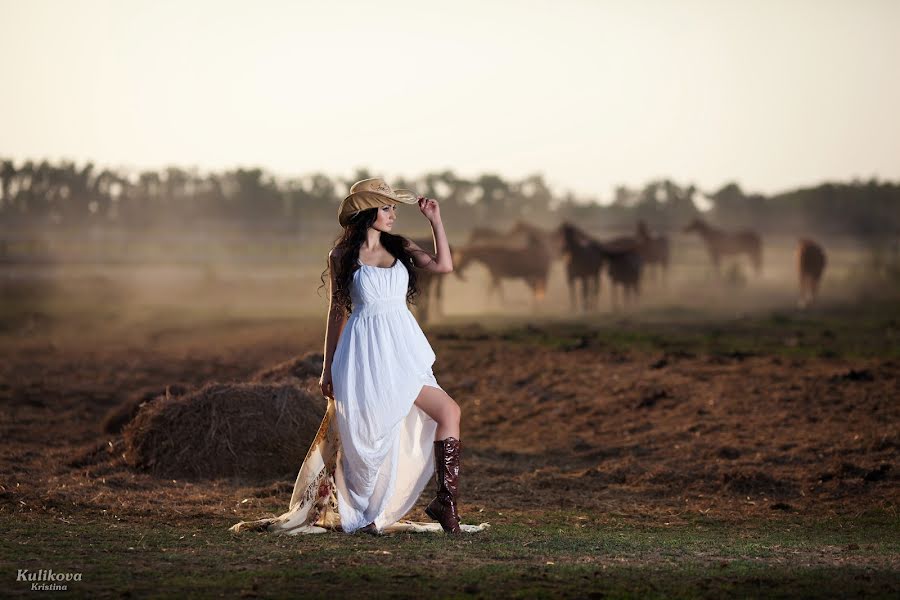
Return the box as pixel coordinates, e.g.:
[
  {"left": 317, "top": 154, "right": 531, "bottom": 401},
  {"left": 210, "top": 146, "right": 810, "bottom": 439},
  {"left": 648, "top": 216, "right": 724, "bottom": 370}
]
[
  {"left": 454, "top": 230, "right": 551, "bottom": 311},
  {"left": 636, "top": 220, "right": 670, "bottom": 284},
  {"left": 600, "top": 238, "right": 643, "bottom": 311},
  {"left": 683, "top": 218, "right": 762, "bottom": 275},
  {"left": 559, "top": 222, "right": 644, "bottom": 311},
  {"left": 558, "top": 222, "right": 605, "bottom": 312},
  {"left": 797, "top": 238, "right": 826, "bottom": 309}
]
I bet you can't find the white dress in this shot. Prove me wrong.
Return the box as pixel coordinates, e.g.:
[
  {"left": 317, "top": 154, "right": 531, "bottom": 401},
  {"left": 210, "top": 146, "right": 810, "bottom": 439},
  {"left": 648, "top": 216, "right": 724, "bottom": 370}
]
[
  {"left": 228, "top": 256, "right": 489, "bottom": 536},
  {"left": 329, "top": 256, "right": 442, "bottom": 533}
]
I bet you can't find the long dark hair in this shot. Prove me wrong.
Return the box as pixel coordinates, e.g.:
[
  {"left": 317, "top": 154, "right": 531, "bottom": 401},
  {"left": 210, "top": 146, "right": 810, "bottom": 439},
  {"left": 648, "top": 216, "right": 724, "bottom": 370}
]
[{"left": 317, "top": 207, "right": 421, "bottom": 316}]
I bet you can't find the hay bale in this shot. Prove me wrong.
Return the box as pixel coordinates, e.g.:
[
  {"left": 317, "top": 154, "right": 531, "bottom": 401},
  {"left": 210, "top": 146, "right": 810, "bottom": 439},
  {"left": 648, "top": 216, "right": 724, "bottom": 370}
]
[
  {"left": 122, "top": 380, "right": 326, "bottom": 480},
  {"left": 250, "top": 352, "right": 324, "bottom": 383},
  {"left": 101, "top": 383, "right": 192, "bottom": 434}
]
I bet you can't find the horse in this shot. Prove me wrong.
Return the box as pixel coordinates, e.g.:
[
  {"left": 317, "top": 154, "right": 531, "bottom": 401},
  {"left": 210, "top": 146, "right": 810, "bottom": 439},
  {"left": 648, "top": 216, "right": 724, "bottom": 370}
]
[
  {"left": 408, "top": 237, "right": 454, "bottom": 324},
  {"left": 796, "top": 238, "right": 826, "bottom": 309},
  {"left": 636, "top": 220, "right": 670, "bottom": 284},
  {"left": 454, "top": 230, "right": 551, "bottom": 311},
  {"left": 683, "top": 218, "right": 762, "bottom": 275},
  {"left": 558, "top": 222, "right": 605, "bottom": 312},
  {"left": 598, "top": 238, "right": 643, "bottom": 311},
  {"left": 467, "top": 226, "right": 508, "bottom": 246},
  {"left": 509, "top": 220, "right": 564, "bottom": 259}
]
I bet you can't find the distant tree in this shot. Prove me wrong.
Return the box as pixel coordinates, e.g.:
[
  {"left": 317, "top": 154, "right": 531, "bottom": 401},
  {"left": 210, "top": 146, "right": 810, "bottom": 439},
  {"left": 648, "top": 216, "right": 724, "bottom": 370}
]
[
  {"left": 709, "top": 182, "right": 766, "bottom": 228},
  {"left": 475, "top": 173, "right": 511, "bottom": 224}
]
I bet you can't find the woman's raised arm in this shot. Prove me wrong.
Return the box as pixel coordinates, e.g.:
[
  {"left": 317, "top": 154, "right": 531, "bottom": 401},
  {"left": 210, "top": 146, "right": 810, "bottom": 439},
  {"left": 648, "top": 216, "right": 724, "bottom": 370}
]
[{"left": 405, "top": 198, "right": 453, "bottom": 273}]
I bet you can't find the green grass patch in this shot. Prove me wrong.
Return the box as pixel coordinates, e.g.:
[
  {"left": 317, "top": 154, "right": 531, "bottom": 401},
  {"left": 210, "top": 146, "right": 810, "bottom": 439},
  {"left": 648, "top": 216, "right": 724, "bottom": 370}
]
[{"left": 2, "top": 511, "right": 897, "bottom": 598}]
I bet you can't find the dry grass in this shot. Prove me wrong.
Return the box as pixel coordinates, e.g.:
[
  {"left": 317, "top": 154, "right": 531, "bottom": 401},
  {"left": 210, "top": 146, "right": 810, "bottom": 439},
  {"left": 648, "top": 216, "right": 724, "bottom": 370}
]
[{"left": 121, "top": 367, "right": 326, "bottom": 480}]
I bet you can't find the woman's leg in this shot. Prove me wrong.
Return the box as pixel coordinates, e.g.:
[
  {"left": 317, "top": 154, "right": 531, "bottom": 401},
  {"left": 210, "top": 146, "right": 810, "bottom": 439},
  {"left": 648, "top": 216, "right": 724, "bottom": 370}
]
[
  {"left": 415, "top": 385, "right": 463, "bottom": 533},
  {"left": 414, "top": 385, "right": 461, "bottom": 440}
]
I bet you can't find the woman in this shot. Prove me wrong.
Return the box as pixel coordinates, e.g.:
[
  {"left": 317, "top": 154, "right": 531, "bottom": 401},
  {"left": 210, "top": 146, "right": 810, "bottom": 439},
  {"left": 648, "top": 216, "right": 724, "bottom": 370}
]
[
  {"left": 229, "top": 177, "right": 466, "bottom": 536},
  {"left": 321, "top": 177, "right": 462, "bottom": 534}
]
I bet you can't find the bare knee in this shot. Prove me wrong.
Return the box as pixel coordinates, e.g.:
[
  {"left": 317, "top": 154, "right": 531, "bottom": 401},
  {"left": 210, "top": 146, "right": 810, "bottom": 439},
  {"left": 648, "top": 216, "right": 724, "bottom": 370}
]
[
  {"left": 435, "top": 396, "right": 460, "bottom": 426},
  {"left": 445, "top": 398, "right": 461, "bottom": 423}
]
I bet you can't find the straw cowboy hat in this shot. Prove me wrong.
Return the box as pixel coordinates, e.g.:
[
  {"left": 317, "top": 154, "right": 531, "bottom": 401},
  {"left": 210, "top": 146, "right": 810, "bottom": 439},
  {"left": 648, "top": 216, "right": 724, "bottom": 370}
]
[{"left": 338, "top": 177, "right": 420, "bottom": 227}]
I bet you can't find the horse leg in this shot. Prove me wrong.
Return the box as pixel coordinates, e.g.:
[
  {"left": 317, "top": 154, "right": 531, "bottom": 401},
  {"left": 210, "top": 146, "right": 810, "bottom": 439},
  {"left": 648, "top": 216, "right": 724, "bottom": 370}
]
[
  {"left": 798, "top": 276, "right": 809, "bottom": 309},
  {"left": 711, "top": 252, "right": 721, "bottom": 280},
  {"left": 536, "top": 277, "right": 547, "bottom": 312},
  {"left": 420, "top": 281, "right": 432, "bottom": 323},
  {"left": 798, "top": 274, "right": 806, "bottom": 307},
  {"left": 581, "top": 277, "right": 591, "bottom": 312},
  {"left": 567, "top": 274, "right": 577, "bottom": 312},
  {"left": 585, "top": 277, "right": 592, "bottom": 312},
  {"left": 803, "top": 274, "right": 821, "bottom": 307},
  {"left": 417, "top": 280, "right": 431, "bottom": 323},
  {"left": 486, "top": 276, "right": 499, "bottom": 307},
  {"left": 528, "top": 280, "right": 538, "bottom": 313},
  {"left": 583, "top": 277, "right": 589, "bottom": 312}
]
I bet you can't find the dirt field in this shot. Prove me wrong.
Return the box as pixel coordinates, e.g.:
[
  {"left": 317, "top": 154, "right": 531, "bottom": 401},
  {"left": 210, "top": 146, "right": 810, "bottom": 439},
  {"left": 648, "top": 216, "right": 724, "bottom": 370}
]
[{"left": 1, "top": 267, "right": 898, "bottom": 597}]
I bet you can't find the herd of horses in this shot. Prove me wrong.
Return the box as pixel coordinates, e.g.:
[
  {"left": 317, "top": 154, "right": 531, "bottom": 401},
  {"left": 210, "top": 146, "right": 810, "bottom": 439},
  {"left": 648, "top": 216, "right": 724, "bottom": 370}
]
[{"left": 409, "top": 218, "right": 827, "bottom": 322}]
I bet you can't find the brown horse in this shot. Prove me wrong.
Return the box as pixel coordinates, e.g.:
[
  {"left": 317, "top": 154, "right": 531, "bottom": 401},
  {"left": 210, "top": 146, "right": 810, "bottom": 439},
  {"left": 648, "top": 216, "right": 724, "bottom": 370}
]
[
  {"left": 559, "top": 222, "right": 644, "bottom": 312},
  {"left": 408, "top": 237, "right": 454, "bottom": 324},
  {"left": 796, "top": 238, "right": 826, "bottom": 309},
  {"left": 467, "top": 226, "right": 508, "bottom": 245},
  {"left": 509, "top": 220, "right": 564, "bottom": 259},
  {"left": 454, "top": 230, "right": 551, "bottom": 311},
  {"left": 683, "top": 218, "right": 762, "bottom": 275},
  {"left": 636, "top": 220, "right": 670, "bottom": 284},
  {"left": 467, "top": 221, "right": 561, "bottom": 255},
  {"left": 599, "top": 238, "right": 643, "bottom": 311},
  {"left": 558, "top": 222, "right": 605, "bottom": 312}
]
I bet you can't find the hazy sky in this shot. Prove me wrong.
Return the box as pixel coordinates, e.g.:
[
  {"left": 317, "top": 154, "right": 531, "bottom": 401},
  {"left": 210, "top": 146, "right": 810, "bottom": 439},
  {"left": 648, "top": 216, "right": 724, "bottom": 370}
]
[{"left": 2, "top": 0, "right": 898, "bottom": 200}]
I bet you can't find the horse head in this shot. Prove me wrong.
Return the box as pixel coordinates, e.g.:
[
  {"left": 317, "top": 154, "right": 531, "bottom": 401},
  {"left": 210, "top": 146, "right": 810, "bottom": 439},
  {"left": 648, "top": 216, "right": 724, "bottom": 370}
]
[{"left": 558, "top": 221, "right": 594, "bottom": 252}]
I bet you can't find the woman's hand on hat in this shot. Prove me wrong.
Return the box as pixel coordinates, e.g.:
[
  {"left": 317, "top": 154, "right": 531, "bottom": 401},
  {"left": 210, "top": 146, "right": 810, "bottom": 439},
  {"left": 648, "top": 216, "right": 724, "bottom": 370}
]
[{"left": 417, "top": 195, "right": 441, "bottom": 222}]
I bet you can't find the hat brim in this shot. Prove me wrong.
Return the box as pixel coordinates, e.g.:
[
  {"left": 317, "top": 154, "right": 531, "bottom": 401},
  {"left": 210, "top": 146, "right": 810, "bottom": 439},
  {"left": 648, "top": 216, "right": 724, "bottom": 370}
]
[
  {"left": 341, "top": 188, "right": 420, "bottom": 205},
  {"left": 338, "top": 188, "right": 420, "bottom": 226}
]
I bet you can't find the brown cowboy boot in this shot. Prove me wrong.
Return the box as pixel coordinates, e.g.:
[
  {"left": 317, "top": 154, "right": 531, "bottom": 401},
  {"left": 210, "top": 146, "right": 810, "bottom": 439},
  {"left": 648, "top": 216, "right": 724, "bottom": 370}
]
[{"left": 424, "top": 437, "right": 462, "bottom": 534}]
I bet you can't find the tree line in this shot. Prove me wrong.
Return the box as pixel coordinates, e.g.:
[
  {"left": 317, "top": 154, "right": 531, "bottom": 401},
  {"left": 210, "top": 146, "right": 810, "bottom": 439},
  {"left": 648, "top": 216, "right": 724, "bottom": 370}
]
[{"left": 1, "top": 158, "right": 898, "bottom": 236}]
